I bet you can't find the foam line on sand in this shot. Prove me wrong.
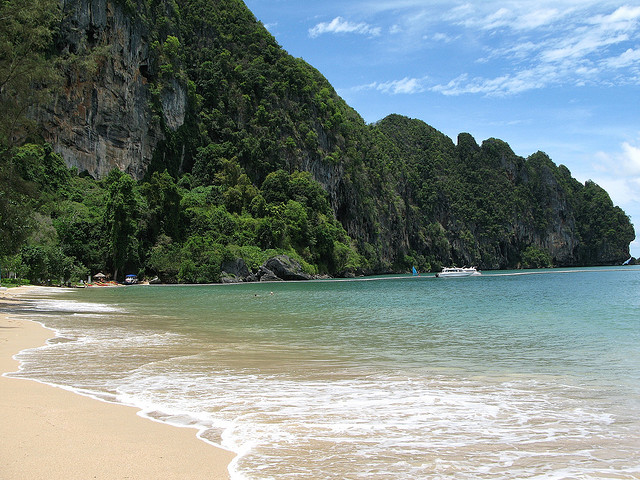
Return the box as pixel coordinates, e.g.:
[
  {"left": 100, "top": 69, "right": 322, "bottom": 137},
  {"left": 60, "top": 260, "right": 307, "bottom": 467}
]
[{"left": 0, "top": 287, "right": 234, "bottom": 480}]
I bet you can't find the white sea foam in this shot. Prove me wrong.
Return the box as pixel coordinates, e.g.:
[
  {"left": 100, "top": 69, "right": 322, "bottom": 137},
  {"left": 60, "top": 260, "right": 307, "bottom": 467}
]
[
  {"left": 27, "top": 298, "right": 126, "bottom": 314},
  {"left": 90, "top": 357, "right": 633, "bottom": 480},
  {"left": 15, "top": 344, "right": 640, "bottom": 479}
]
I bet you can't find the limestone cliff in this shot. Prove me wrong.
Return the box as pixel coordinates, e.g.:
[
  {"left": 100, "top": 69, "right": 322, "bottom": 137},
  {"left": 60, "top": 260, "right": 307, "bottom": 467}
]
[
  {"left": 373, "top": 117, "right": 633, "bottom": 269},
  {"left": 39, "top": 0, "right": 186, "bottom": 179},
  {"left": 31, "top": 0, "right": 633, "bottom": 271}
]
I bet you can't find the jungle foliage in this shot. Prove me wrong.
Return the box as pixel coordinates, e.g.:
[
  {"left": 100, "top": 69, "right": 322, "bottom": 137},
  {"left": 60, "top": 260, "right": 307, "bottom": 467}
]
[
  {"left": 0, "top": 0, "right": 635, "bottom": 284},
  {"left": 1, "top": 143, "right": 356, "bottom": 283}
]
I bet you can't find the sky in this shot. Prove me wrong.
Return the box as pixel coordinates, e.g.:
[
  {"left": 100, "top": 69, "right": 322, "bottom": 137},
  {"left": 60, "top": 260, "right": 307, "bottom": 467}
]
[{"left": 243, "top": 0, "right": 640, "bottom": 257}]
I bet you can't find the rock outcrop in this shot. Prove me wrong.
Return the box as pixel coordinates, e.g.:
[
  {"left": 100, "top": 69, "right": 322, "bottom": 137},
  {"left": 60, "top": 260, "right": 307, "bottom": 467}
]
[
  {"left": 219, "top": 255, "right": 314, "bottom": 283},
  {"left": 257, "top": 266, "right": 282, "bottom": 282},
  {"left": 264, "top": 255, "right": 312, "bottom": 281},
  {"left": 38, "top": 0, "right": 186, "bottom": 179},
  {"left": 221, "top": 258, "right": 250, "bottom": 279}
]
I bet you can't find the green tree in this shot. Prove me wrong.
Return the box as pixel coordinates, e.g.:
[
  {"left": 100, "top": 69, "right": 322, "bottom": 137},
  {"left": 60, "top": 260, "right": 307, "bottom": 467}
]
[
  {"left": 0, "top": 0, "right": 62, "bottom": 150},
  {"left": 54, "top": 200, "right": 105, "bottom": 274},
  {"left": 140, "top": 170, "right": 183, "bottom": 242},
  {"left": 0, "top": 164, "right": 32, "bottom": 256},
  {"left": 11, "top": 143, "right": 70, "bottom": 192},
  {"left": 148, "top": 234, "right": 182, "bottom": 283},
  {"left": 521, "top": 246, "right": 553, "bottom": 269},
  {"left": 20, "top": 244, "right": 47, "bottom": 283},
  {"left": 103, "top": 170, "right": 143, "bottom": 280},
  {"left": 0, "top": 0, "right": 61, "bottom": 258},
  {"left": 19, "top": 243, "right": 81, "bottom": 284},
  {"left": 575, "top": 181, "right": 635, "bottom": 264},
  {"left": 260, "top": 169, "right": 291, "bottom": 205},
  {"left": 283, "top": 199, "right": 308, "bottom": 247}
]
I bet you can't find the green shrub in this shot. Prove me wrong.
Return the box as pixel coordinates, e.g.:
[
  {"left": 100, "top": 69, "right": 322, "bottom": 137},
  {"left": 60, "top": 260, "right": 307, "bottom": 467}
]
[{"left": 521, "top": 246, "right": 553, "bottom": 269}]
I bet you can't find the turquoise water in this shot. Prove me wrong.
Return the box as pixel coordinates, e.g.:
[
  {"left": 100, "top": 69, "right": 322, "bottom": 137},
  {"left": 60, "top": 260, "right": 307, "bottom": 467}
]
[{"left": 10, "top": 267, "right": 640, "bottom": 479}]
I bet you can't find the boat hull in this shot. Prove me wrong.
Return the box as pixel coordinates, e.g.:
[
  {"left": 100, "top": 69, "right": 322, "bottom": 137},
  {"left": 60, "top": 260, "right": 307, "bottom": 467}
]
[{"left": 436, "top": 267, "right": 480, "bottom": 278}]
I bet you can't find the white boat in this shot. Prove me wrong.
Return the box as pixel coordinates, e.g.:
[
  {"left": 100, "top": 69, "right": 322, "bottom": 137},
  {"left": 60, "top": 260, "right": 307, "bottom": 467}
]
[{"left": 436, "top": 266, "right": 480, "bottom": 278}]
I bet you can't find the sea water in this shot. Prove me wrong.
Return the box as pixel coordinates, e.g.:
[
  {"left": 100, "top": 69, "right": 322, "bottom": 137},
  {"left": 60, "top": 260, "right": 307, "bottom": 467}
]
[{"left": 8, "top": 267, "right": 640, "bottom": 479}]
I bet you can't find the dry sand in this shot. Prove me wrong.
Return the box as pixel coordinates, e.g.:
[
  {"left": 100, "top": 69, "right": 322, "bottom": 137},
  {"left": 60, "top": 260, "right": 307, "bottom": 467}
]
[{"left": 0, "top": 286, "right": 235, "bottom": 479}]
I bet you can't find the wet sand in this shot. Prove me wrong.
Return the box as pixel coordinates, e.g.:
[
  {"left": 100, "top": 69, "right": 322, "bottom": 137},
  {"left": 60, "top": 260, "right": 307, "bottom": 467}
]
[{"left": 0, "top": 286, "right": 235, "bottom": 479}]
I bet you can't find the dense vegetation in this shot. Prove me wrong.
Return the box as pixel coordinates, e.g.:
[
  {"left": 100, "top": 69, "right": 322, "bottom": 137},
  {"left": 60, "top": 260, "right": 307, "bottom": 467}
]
[
  {"left": 0, "top": 142, "right": 358, "bottom": 283},
  {"left": 0, "top": 0, "right": 635, "bottom": 284},
  {"left": 371, "top": 117, "right": 635, "bottom": 269}
]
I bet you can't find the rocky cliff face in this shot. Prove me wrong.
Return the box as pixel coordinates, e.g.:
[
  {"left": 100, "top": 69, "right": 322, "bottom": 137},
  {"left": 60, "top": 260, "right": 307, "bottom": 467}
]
[
  {"left": 39, "top": 0, "right": 186, "bottom": 179},
  {"left": 517, "top": 161, "right": 578, "bottom": 265},
  {"left": 371, "top": 118, "right": 623, "bottom": 270},
  {"left": 459, "top": 146, "right": 580, "bottom": 268},
  {"left": 484, "top": 147, "right": 579, "bottom": 267}
]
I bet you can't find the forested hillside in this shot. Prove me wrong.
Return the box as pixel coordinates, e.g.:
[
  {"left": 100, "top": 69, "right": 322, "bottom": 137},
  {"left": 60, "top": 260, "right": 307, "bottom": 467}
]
[{"left": 0, "top": 0, "right": 634, "bottom": 284}]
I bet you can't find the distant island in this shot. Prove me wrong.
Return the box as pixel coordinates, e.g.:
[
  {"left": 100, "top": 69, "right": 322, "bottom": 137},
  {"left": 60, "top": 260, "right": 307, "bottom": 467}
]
[{"left": 0, "top": 0, "right": 635, "bottom": 285}]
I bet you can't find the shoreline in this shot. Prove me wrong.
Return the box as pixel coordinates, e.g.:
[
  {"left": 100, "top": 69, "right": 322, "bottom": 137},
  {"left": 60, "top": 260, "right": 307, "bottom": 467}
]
[{"left": 0, "top": 287, "right": 235, "bottom": 480}]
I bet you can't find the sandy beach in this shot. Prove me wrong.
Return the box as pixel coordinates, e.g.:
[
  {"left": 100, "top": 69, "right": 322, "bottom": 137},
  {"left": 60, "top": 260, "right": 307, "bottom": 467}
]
[{"left": 0, "top": 286, "right": 235, "bottom": 480}]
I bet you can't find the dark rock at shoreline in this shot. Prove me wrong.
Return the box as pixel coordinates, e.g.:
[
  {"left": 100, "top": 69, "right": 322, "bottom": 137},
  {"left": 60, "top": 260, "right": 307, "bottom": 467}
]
[
  {"left": 264, "top": 255, "right": 312, "bottom": 281},
  {"left": 337, "top": 271, "right": 356, "bottom": 279},
  {"left": 245, "top": 273, "right": 259, "bottom": 282},
  {"left": 313, "top": 274, "right": 333, "bottom": 280},
  {"left": 257, "top": 266, "right": 283, "bottom": 282},
  {"left": 220, "top": 274, "right": 242, "bottom": 284},
  {"left": 222, "top": 258, "right": 250, "bottom": 279}
]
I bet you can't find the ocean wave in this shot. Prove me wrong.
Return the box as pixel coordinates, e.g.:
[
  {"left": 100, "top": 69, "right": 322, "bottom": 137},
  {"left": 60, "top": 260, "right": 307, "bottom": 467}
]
[
  {"left": 27, "top": 298, "right": 127, "bottom": 314},
  {"left": 103, "top": 361, "right": 633, "bottom": 480}
]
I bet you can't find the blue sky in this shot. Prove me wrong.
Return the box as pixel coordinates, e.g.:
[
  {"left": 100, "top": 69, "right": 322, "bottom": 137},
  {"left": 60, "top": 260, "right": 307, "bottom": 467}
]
[{"left": 244, "top": 0, "right": 640, "bottom": 257}]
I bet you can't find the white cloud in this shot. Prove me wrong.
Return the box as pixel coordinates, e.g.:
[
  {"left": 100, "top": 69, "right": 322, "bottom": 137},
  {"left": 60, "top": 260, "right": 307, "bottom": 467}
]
[
  {"left": 379, "top": 77, "right": 426, "bottom": 94},
  {"left": 541, "top": 30, "right": 630, "bottom": 63},
  {"left": 353, "top": 77, "right": 427, "bottom": 95},
  {"left": 591, "top": 138, "right": 640, "bottom": 233},
  {"left": 477, "top": 41, "right": 540, "bottom": 63},
  {"left": 431, "top": 64, "right": 559, "bottom": 96},
  {"left": 595, "top": 138, "right": 640, "bottom": 177},
  {"left": 593, "top": 5, "right": 640, "bottom": 26},
  {"left": 333, "top": 2, "right": 640, "bottom": 96},
  {"left": 535, "top": 5, "right": 640, "bottom": 65},
  {"left": 309, "top": 17, "right": 382, "bottom": 38},
  {"left": 431, "top": 32, "right": 458, "bottom": 43},
  {"left": 429, "top": 3, "right": 640, "bottom": 96},
  {"left": 517, "top": 8, "right": 562, "bottom": 30},
  {"left": 620, "top": 141, "right": 640, "bottom": 175},
  {"left": 456, "top": 3, "right": 571, "bottom": 32},
  {"left": 480, "top": 7, "right": 513, "bottom": 30},
  {"left": 606, "top": 48, "right": 640, "bottom": 68}
]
